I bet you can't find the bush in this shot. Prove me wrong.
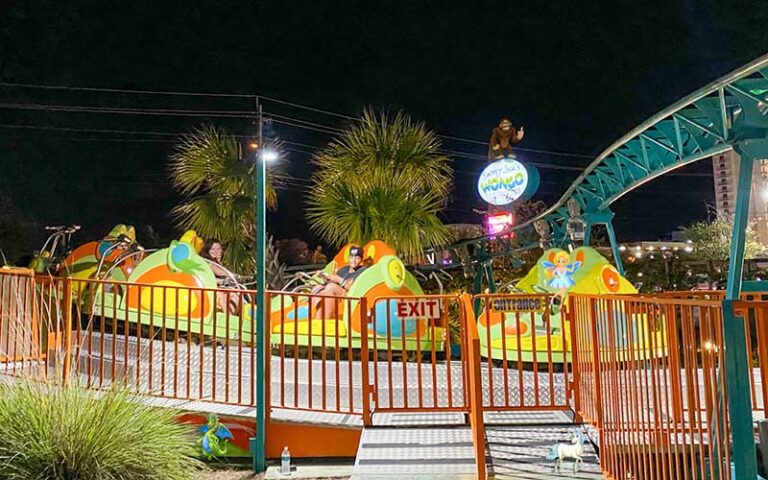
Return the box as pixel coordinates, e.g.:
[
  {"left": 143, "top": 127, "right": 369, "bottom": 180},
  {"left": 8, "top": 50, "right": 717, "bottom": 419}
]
[{"left": 0, "top": 379, "right": 204, "bottom": 480}]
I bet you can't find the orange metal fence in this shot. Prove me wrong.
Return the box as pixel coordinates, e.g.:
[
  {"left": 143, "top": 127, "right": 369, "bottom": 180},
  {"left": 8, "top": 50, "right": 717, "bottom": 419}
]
[
  {"left": 570, "top": 294, "right": 732, "bottom": 480},
  {"left": 266, "top": 291, "right": 370, "bottom": 419},
  {"left": 367, "top": 294, "right": 467, "bottom": 413},
  {"left": 474, "top": 293, "right": 571, "bottom": 411},
  {"left": 71, "top": 276, "right": 259, "bottom": 406},
  {"left": 0, "top": 270, "right": 64, "bottom": 379},
  {"left": 463, "top": 294, "right": 486, "bottom": 480},
  {"left": 10, "top": 267, "right": 768, "bottom": 479},
  {"left": 732, "top": 300, "right": 768, "bottom": 418}
]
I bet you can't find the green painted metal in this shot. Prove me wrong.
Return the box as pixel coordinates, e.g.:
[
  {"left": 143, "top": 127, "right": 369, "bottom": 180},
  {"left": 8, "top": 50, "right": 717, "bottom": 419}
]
[
  {"left": 725, "top": 152, "right": 756, "bottom": 300},
  {"left": 723, "top": 149, "right": 760, "bottom": 479},
  {"left": 741, "top": 280, "right": 768, "bottom": 293},
  {"left": 722, "top": 302, "right": 757, "bottom": 479},
  {"left": 604, "top": 221, "right": 624, "bottom": 276},
  {"left": 580, "top": 211, "right": 624, "bottom": 275},
  {"left": 253, "top": 102, "right": 267, "bottom": 473},
  {"left": 507, "top": 53, "right": 768, "bottom": 250}
]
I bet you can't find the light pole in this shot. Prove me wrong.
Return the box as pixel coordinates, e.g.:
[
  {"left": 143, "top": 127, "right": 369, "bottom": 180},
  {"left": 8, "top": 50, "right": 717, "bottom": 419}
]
[{"left": 252, "top": 99, "right": 267, "bottom": 473}]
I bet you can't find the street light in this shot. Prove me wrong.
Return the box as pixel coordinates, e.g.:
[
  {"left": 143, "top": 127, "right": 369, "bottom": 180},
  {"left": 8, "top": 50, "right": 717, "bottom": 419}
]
[
  {"left": 251, "top": 102, "right": 275, "bottom": 474},
  {"left": 262, "top": 149, "right": 279, "bottom": 163}
]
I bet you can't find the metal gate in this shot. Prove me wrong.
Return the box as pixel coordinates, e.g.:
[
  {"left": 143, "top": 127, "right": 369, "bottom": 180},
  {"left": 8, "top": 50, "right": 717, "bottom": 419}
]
[
  {"left": 474, "top": 293, "right": 572, "bottom": 412},
  {"left": 364, "top": 294, "right": 470, "bottom": 414}
]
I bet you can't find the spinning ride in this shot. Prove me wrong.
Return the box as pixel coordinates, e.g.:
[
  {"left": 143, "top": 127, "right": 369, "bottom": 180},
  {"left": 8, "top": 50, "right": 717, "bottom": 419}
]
[
  {"left": 478, "top": 246, "right": 666, "bottom": 363},
  {"left": 84, "top": 230, "right": 253, "bottom": 340},
  {"left": 270, "top": 241, "right": 445, "bottom": 351}
]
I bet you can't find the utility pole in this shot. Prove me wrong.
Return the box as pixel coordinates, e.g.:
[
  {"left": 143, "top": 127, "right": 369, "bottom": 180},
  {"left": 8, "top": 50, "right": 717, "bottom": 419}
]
[{"left": 251, "top": 98, "right": 267, "bottom": 473}]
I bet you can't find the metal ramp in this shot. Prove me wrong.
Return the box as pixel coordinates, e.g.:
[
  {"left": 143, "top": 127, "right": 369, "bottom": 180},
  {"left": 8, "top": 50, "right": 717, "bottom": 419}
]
[
  {"left": 486, "top": 424, "right": 603, "bottom": 479},
  {"left": 351, "top": 426, "right": 477, "bottom": 480}
]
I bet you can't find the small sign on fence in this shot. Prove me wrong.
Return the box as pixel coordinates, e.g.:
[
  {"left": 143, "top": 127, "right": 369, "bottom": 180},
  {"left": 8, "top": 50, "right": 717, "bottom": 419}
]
[
  {"left": 490, "top": 296, "right": 546, "bottom": 313},
  {"left": 395, "top": 298, "right": 443, "bottom": 319}
]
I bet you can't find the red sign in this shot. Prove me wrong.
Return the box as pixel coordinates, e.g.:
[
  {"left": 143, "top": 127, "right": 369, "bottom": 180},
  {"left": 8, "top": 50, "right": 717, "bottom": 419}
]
[
  {"left": 396, "top": 299, "right": 442, "bottom": 319},
  {"left": 485, "top": 212, "right": 515, "bottom": 236}
]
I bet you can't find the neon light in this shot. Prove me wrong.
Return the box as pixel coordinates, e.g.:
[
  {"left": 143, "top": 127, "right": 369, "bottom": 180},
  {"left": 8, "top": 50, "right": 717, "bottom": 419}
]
[{"left": 485, "top": 212, "right": 515, "bottom": 236}]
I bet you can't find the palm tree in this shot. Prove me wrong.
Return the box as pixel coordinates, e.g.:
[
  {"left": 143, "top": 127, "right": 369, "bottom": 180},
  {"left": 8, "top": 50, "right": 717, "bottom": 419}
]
[
  {"left": 308, "top": 109, "right": 453, "bottom": 259},
  {"left": 169, "top": 125, "right": 285, "bottom": 280}
]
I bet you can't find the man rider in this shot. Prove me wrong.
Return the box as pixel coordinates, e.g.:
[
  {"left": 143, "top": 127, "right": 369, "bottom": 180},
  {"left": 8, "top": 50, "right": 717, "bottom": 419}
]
[{"left": 311, "top": 245, "right": 366, "bottom": 319}]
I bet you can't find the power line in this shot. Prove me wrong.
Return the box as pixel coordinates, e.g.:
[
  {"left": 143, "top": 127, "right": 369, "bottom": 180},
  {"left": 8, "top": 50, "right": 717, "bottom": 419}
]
[
  {"left": 265, "top": 113, "right": 345, "bottom": 133},
  {"left": 0, "top": 81, "right": 259, "bottom": 99},
  {"left": 0, "top": 123, "right": 182, "bottom": 136},
  {"left": 266, "top": 117, "right": 342, "bottom": 135},
  {"left": 0, "top": 135, "right": 173, "bottom": 144},
  {"left": 0, "top": 102, "right": 256, "bottom": 118},
  {"left": 1, "top": 81, "right": 595, "bottom": 159}
]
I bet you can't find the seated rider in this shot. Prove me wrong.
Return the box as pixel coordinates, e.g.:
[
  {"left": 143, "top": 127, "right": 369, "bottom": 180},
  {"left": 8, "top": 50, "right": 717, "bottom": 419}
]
[
  {"left": 202, "top": 239, "right": 240, "bottom": 314},
  {"left": 311, "top": 245, "right": 366, "bottom": 319}
]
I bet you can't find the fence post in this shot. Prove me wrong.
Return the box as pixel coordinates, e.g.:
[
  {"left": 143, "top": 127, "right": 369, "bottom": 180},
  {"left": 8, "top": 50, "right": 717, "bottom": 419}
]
[
  {"left": 61, "top": 277, "right": 73, "bottom": 385},
  {"left": 264, "top": 292, "right": 271, "bottom": 426},
  {"left": 664, "top": 304, "right": 684, "bottom": 424},
  {"left": 723, "top": 299, "right": 758, "bottom": 479},
  {"left": 359, "top": 297, "right": 372, "bottom": 426},
  {"left": 588, "top": 297, "right": 603, "bottom": 430},
  {"left": 567, "top": 295, "right": 582, "bottom": 422},
  {"left": 462, "top": 294, "right": 486, "bottom": 480}
]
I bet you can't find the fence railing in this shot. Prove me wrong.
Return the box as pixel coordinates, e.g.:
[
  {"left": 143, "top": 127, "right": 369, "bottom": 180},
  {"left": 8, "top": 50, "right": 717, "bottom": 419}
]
[
  {"left": 6, "top": 266, "right": 768, "bottom": 479},
  {"left": 367, "top": 294, "right": 466, "bottom": 413},
  {"left": 463, "top": 294, "right": 486, "bottom": 480},
  {"left": 474, "top": 293, "right": 571, "bottom": 411},
  {"left": 570, "top": 293, "right": 733, "bottom": 480},
  {"left": 266, "top": 290, "right": 369, "bottom": 418}
]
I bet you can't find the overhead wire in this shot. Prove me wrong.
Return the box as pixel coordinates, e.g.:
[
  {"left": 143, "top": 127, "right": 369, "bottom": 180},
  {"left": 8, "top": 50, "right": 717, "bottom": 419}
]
[
  {"left": 0, "top": 83, "right": 715, "bottom": 178},
  {"left": 0, "top": 80, "right": 595, "bottom": 159},
  {"left": 0, "top": 102, "right": 256, "bottom": 118}
]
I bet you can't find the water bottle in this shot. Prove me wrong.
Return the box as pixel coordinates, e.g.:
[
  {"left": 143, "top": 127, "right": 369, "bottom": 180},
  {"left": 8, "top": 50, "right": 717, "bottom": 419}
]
[{"left": 280, "top": 446, "right": 291, "bottom": 475}]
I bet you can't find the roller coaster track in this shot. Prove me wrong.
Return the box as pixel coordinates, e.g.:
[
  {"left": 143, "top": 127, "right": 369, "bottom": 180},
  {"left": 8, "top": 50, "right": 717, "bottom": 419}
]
[
  {"left": 520, "top": 53, "right": 768, "bottom": 243},
  {"left": 442, "top": 52, "right": 768, "bottom": 268}
]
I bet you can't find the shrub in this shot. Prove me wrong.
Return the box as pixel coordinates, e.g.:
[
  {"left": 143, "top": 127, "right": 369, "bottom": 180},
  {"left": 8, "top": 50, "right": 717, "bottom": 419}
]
[{"left": 0, "top": 379, "right": 204, "bottom": 480}]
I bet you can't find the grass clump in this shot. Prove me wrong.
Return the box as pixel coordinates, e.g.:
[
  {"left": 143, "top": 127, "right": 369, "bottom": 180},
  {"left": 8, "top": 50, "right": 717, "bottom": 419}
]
[{"left": 0, "top": 379, "right": 204, "bottom": 480}]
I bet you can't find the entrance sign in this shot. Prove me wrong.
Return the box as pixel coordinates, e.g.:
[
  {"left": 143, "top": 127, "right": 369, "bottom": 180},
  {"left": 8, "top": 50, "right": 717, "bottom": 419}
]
[
  {"left": 491, "top": 296, "right": 546, "bottom": 313},
  {"left": 396, "top": 298, "right": 442, "bottom": 319},
  {"left": 478, "top": 158, "right": 532, "bottom": 206}
]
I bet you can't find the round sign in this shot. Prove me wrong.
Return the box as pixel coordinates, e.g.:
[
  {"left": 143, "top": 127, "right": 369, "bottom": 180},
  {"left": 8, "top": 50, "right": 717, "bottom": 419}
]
[{"left": 477, "top": 158, "right": 532, "bottom": 206}]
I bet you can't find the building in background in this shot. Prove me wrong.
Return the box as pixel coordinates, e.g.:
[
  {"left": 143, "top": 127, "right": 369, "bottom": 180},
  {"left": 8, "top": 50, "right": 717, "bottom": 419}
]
[{"left": 712, "top": 150, "right": 768, "bottom": 244}]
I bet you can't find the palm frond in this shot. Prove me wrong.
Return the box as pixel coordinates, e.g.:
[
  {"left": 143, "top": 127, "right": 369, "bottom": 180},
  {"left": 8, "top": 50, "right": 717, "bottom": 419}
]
[
  {"left": 308, "top": 111, "right": 452, "bottom": 258},
  {"left": 169, "top": 125, "right": 286, "bottom": 273}
]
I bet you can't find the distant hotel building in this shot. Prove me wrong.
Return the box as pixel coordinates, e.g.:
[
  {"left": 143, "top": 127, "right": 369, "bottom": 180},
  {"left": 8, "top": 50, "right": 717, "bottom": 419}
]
[{"left": 712, "top": 150, "right": 768, "bottom": 244}]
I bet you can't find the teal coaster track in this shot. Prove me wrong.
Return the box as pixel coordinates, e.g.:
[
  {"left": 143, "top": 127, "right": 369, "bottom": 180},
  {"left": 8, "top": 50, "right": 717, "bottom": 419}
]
[
  {"left": 458, "top": 52, "right": 768, "bottom": 479},
  {"left": 280, "top": 53, "right": 768, "bottom": 478},
  {"left": 433, "top": 52, "right": 768, "bottom": 304}
]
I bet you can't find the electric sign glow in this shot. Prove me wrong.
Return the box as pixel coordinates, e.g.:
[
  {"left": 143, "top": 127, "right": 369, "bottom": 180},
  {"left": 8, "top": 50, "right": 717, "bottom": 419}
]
[
  {"left": 485, "top": 212, "right": 514, "bottom": 236},
  {"left": 477, "top": 159, "right": 529, "bottom": 206}
]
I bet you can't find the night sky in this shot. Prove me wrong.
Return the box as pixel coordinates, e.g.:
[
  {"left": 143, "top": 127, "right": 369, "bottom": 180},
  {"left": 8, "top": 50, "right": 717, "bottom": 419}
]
[{"left": 2, "top": 1, "right": 768, "bottom": 257}]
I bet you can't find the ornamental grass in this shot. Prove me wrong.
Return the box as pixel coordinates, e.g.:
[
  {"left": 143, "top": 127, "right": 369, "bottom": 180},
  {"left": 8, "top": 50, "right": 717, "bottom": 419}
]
[{"left": 0, "top": 379, "right": 204, "bottom": 480}]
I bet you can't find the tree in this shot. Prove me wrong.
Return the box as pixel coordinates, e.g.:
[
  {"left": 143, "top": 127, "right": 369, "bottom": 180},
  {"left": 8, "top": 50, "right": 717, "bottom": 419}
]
[
  {"left": 681, "top": 216, "right": 764, "bottom": 261},
  {"left": 681, "top": 215, "right": 765, "bottom": 287},
  {"left": 169, "top": 125, "right": 285, "bottom": 281},
  {"left": 307, "top": 109, "right": 453, "bottom": 259}
]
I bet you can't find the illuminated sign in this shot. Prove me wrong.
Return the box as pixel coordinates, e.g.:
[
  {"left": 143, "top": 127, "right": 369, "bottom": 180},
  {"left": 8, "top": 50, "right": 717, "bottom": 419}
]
[
  {"left": 490, "top": 296, "right": 546, "bottom": 313},
  {"left": 477, "top": 158, "right": 539, "bottom": 206},
  {"left": 485, "top": 212, "right": 515, "bottom": 236}
]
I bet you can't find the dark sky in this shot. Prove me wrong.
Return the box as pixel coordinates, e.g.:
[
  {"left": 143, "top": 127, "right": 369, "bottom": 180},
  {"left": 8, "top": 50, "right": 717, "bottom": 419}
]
[{"left": 2, "top": 1, "right": 768, "bottom": 252}]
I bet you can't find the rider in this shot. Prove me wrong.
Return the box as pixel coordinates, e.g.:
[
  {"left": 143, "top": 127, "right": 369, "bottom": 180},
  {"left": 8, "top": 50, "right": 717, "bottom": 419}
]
[
  {"left": 202, "top": 239, "right": 240, "bottom": 314},
  {"left": 311, "top": 245, "right": 366, "bottom": 319}
]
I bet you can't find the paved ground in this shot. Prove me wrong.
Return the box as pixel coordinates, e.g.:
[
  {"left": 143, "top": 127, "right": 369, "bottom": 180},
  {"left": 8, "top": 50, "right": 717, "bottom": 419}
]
[{"left": 64, "top": 331, "right": 569, "bottom": 413}]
